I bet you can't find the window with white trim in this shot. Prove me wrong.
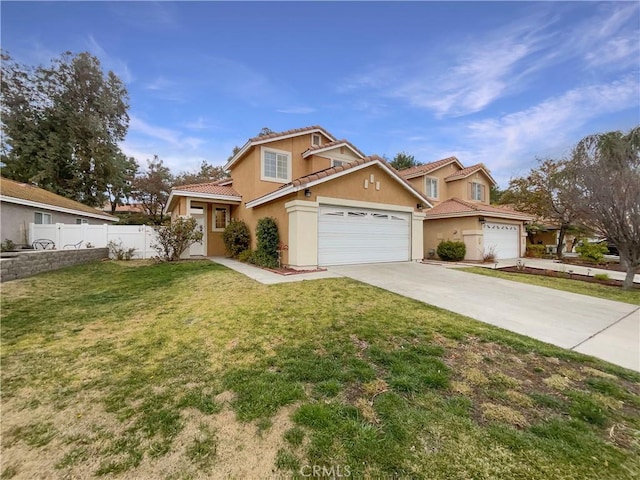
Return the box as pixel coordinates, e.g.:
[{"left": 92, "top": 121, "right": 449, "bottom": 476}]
[
  {"left": 331, "top": 159, "right": 348, "bottom": 167},
  {"left": 213, "top": 207, "right": 229, "bottom": 231},
  {"left": 76, "top": 218, "right": 89, "bottom": 224},
  {"left": 471, "top": 182, "right": 485, "bottom": 201},
  {"left": 311, "top": 134, "right": 322, "bottom": 146},
  {"left": 425, "top": 177, "right": 438, "bottom": 198},
  {"left": 34, "top": 212, "right": 52, "bottom": 224},
  {"left": 261, "top": 147, "right": 291, "bottom": 182}
]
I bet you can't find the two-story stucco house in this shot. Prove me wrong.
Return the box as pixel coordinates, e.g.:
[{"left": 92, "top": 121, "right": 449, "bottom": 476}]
[
  {"left": 165, "top": 126, "right": 431, "bottom": 267},
  {"left": 400, "top": 157, "right": 533, "bottom": 261},
  {"left": 165, "top": 126, "right": 532, "bottom": 267}
]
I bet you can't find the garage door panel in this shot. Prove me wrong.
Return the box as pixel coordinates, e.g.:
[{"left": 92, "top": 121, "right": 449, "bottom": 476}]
[
  {"left": 318, "top": 206, "right": 410, "bottom": 265},
  {"left": 483, "top": 222, "right": 519, "bottom": 259}
]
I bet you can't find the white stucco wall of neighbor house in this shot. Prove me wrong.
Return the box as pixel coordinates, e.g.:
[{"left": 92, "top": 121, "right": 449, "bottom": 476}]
[{"left": 0, "top": 202, "right": 111, "bottom": 245}]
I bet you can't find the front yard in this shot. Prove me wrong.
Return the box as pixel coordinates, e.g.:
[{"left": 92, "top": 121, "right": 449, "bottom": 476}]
[{"left": 1, "top": 260, "right": 639, "bottom": 479}]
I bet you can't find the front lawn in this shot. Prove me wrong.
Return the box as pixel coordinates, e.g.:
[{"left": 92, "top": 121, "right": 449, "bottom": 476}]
[
  {"left": 460, "top": 266, "right": 640, "bottom": 305},
  {"left": 1, "top": 260, "right": 639, "bottom": 479}
]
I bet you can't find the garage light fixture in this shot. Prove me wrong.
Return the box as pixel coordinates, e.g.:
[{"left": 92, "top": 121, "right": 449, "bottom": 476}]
[
  {"left": 304, "top": 188, "right": 311, "bottom": 197},
  {"left": 416, "top": 203, "right": 424, "bottom": 210},
  {"left": 479, "top": 216, "right": 486, "bottom": 224}
]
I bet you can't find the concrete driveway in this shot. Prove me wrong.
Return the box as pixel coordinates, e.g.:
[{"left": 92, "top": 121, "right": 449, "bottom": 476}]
[{"left": 330, "top": 262, "right": 640, "bottom": 372}]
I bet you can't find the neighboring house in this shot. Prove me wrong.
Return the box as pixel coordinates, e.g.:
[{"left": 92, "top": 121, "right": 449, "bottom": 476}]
[
  {"left": 165, "top": 126, "right": 430, "bottom": 266},
  {"left": 101, "top": 201, "right": 145, "bottom": 214},
  {"left": 0, "top": 177, "right": 117, "bottom": 246},
  {"left": 399, "top": 157, "right": 533, "bottom": 261}
]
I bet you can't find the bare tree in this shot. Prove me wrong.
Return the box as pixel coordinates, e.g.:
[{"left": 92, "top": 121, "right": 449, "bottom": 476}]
[
  {"left": 500, "top": 159, "right": 578, "bottom": 258},
  {"left": 569, "top": 127, "right": 640, "bottom": 289}
]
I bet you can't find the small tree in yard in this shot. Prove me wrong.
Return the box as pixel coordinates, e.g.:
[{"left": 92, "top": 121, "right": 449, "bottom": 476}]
[
  {"left": 569, "top": 127, "right": 640, "bottom": 290},
  {"left": 152, "top": 217, "right": 203, "bottom": 262}
]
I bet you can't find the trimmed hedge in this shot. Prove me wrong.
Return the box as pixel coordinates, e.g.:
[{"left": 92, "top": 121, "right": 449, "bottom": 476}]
[
  {"left": 223, "top": 220, "right": 251, "bottom": 258},
  {"left": 526, "top": 244, "right": 545, "bottom": 258},
  {"left": 437, "top": 240, "right": 466, "bottom": 262},
  {"left": 255, "top": 217, "right": 280, "bottom": 268}
]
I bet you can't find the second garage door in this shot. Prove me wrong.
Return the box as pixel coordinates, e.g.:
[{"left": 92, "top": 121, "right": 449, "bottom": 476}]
[
  {"left": 483, "top": 222, "right": 519, "bottom": 260},
  {"left": 318, "top": 206, "right": 410, "bottom": 265}
]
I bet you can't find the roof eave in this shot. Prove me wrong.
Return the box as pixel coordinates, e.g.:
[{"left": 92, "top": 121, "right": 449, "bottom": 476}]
[
  {"left": 0, "top": 195, "right": 118, "bottom": 222},
  {"left": 246, "top": 159, "right": 432, "bottom": 209}
]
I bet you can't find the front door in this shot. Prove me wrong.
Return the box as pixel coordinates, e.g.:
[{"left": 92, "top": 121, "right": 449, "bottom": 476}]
[{"left": 190, "top": 215, "right": 205, "bottom": 256}]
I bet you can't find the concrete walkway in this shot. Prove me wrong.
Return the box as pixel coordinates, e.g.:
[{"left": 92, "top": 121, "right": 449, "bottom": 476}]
[
  {"left": 210, "top": 257, "right": 342, "bottom": 285},
  {"left": 330, "top": 262, "right": 640, "bottom": 372}
]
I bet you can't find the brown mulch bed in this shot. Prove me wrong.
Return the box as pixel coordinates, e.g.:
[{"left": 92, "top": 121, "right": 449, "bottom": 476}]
[
  {"left": 499, "top": 266, "right": 640, "bottom": 289},
  {"left": 558, "top": 257, "right": 626, "bottom": 272}
]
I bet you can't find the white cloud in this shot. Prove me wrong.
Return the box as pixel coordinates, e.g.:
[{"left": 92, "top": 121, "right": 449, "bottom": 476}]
[
  {"left": 459, "top": 75, "right": 640, "bottom": 184},
  {"left": 86, "top": 35, "right": 134, "bottom": 84}
]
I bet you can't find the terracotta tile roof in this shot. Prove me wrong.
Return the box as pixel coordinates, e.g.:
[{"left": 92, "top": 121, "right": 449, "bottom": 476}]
[
  {"left": 399, "top": 156, "right": 462, "bottom": 178},
  {"left": 303, "top": 139, "right": 366, "bottom": 158},
  {"left": 172, "top": 181, "right": 241, "bottom": 197},
  {"left": 444, "top": 163, "right": 496, "bottom": 185},
  {"left": 1, "top": 176, "right": 117, "bottom": 220},
  {"left": 423, "top": 198, "right": 533, "bottom": 220},
  {"left": 247, "top": 155, "right": 430, "bottom": 207},
  {"left": 249, "top": 125, "right": 335, "bottom": 143},
  {"left": 290, "top": 156, "right": 379, "bottom": 187}
]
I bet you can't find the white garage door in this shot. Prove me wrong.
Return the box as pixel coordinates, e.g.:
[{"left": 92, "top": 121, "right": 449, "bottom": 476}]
[
  {"left": 483, "top": 222, "right": 519, "bottom": 260},
  {"left": 318, "top": 206, "right": 410, "bottom": 265}
]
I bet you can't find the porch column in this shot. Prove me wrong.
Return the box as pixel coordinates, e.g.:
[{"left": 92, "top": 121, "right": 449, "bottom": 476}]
[
  {"left": 285, "top": 200, "right": 319, "bottom": 268},
  {"left": 411, "top": 212, "right": 426, "bottom": 261}
]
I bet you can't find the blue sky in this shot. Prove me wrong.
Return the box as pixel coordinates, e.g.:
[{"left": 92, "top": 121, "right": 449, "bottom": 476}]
[{"left": 2, "top": 1, "right": 639, "bottom": 187}]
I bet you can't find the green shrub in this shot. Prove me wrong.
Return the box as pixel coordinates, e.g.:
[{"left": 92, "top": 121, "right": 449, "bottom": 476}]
[
  {"left": 593, "top": 273, "right": 610, "bottom": 281},
  {"left": 237, "top": 249, "right": 254, "bottom": 263},
  {"left": 222, "top": 220, "right": 251, "bottom": 258},
  {"left": 526, "top": 244, "right": 545, "bottom": 258},
  {"left": 1, "top": 239, "right": 16, "bottom": 252},
  {"left": 575, "top": 242, "right": 608, "bottom": 263},
  {"left": 255, "top": 217, "right": 280, "bottom": 267},
  {"left": 151, "top": 217, "right": 203, "bottom": 262},
  {"left": 437, "top": 240, "right": 466, "bottom": 262},
  {"left": 108, "top": 240, "right": 137, "bottom": 260}
]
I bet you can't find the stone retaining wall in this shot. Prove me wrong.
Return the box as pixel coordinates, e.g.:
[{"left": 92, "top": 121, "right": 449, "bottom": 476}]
[{"left": 0, "top": 248, "right": 109, "bottom": 282}]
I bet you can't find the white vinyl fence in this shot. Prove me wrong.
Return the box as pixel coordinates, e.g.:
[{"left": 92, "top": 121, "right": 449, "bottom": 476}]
[{"left": 29, "top": 223, "right": 160, "bottom": 259}]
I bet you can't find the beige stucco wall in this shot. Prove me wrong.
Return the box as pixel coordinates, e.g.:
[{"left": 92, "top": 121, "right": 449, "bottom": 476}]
[
  {"left": 424, "top": 217, "right": 481, "bottom": 260},
  {"left": 446, "top": 171, "right": 492, "bottom": 204}
]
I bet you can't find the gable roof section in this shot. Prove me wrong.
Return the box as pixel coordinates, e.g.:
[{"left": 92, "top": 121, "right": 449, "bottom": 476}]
[
  {"left": 0, "top": 177, "right": 117, "bottom": 222},
  {"left": 423, "top": 198, "right": 533, "bottom": 221},
  {"left": 444, "top": 163, "right": 497, "bottom": 186},
  {"left": 224, "top": 125, "right": 336, "bottom": 170},
  {"left": 165, "top": 181, "right": 242, "bottom": 213},
  {"left": 245, "top": 155, "right": 432, "bottom": 209},
  {"left": 399, "top": 157, "right": 464, "bottom": 179},
  {"left": 302, "top": 139, "right": 365, "bottom": 159}
]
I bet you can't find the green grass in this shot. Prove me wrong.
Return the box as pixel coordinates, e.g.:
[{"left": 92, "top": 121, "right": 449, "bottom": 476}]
[
  {"left": 460, "top": 266, "right": 640, "bottom": 305},
  {"left": 2, "top": 260, "right": 639, "bottom": 478}
]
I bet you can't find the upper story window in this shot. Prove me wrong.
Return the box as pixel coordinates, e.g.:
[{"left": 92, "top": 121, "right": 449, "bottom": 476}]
[
  {"left": 471, "top": 182, "right": 485, "bottom": 201},
  {"left": 311, "top": 134, "right": 322, "bottom": 147},
  {"left": 331, "top": 159, "right": 348, "bottom": 167},
  {"left": 76, "top": 218, "right": 89, "bottom": 224},
  {"left": 34, "top": 212, "right": 52, "bottom": 224},
  {"left": 425, "top": 177, "right": 438, "bottom": 199},
  {"left": 261, "top": 147, "right": 291, "bottom": 183}
]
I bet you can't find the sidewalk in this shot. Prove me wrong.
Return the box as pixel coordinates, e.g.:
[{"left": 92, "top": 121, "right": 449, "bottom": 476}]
[{"left": 210, "top": 257, "right": 342, "bottom": 285}]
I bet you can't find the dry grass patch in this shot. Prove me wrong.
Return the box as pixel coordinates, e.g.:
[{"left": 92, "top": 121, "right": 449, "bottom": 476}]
[
  {"left": 481, "top": 403, "right": 529, "bottom": 428},
  {"left": 462, "top": 367, "right": 490, "bottom": 386},
  {"left": 543, "top": 374, "right": 574, "bottom": 391}
]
